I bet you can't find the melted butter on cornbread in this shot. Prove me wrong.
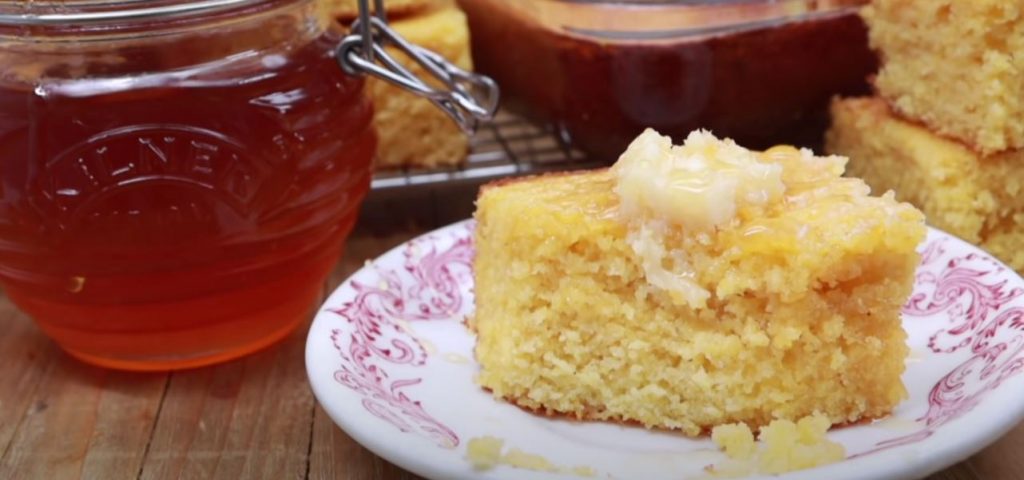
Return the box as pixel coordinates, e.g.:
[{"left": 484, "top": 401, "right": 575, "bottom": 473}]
[
  {"left": 613, "top": 129, "right": 786, "bottom": 230},
  {"left": 611, "top": 129, "right": 843, "bottom": 308}
]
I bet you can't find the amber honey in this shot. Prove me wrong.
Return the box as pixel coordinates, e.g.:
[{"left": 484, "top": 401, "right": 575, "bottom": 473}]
[{"left": 0, "top": 8, "right": 376, "bottom": 370}]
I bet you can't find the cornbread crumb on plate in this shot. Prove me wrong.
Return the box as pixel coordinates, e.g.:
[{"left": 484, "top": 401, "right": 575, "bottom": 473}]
[
  {"left": 827, "top": 96, "right": 1024, "bottom": 272},
  {"left": 464, "top": 436, "right": 596, "bottom": 477},
  {"left": 465, "top": 436, "right": 504, "bottom": 470},
  {"left": 863, "top": 0, "right": 1024, "bottom": 153},
  {"left": 472, "top": 128, "right": 925, "bottom": 436},
  {"left": 703, "top": 413, "right": 845, "bottom": 478}
]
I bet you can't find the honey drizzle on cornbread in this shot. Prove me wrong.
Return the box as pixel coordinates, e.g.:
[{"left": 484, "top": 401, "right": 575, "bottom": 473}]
[{"left": 611, "top": 129, "right": 865, "bottom": 308}]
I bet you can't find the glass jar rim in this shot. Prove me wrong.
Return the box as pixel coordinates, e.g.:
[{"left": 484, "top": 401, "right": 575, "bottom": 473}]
[{"left": 0, "top": 0, "right": 281, "bottom": 26}]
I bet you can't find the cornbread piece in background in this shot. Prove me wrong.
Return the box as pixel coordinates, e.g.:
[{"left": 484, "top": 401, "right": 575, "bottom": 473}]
[
  {"left": 472, "top": 130, "right": 925, "bottom": 436},
  {"left": 863, "top": 0, "right": 1024, "bottom": 154},
  {"left": 327, "top": 0, "right": 437, "bottom": 21},
  {"left": 827, "top": 97, "right": 1024, "bottom": 271},
  {"left": 331, "top": 0, "right": 473, "bottom": 169}
]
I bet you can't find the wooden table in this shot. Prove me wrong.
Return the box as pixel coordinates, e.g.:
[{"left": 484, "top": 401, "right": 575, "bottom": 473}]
[{"left": 1, "top": 223, "right": 1022, "bottom": 480}]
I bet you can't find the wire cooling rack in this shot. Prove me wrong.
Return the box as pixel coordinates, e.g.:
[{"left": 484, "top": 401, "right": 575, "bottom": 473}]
[
  {"left": 359, "top": 110, "right": 608, "bottom": 230},
  {"left": 369, "top": 110, "right": 606, "bottom": 194}
]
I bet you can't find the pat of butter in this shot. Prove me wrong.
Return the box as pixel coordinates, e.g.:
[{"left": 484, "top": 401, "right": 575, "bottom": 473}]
[
  {"left": 612, "top": 129, "right": 785, "bottom": 230},
  {"left": 611, "top": 129, "right": 787, "bottom": 308}
]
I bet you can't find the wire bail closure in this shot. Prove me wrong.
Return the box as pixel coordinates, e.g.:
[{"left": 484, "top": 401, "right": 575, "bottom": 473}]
[{"left": 337, "top": 0, "right": 499, "bottom": 134}]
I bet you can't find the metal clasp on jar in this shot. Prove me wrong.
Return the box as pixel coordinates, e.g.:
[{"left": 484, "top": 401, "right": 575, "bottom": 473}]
[{"left": 337, "top": 0, "right": 499, "bottom": 133}]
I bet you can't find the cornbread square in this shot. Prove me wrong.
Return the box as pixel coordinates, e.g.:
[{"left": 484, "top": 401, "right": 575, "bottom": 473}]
[
  {"left": 828, "top": 96, "right": 1024, "bottom": 271},
  {"left": 362, "top": 1, "right": 473, "bottom": 169},
  {"left": 472, "top": 131, "right": 926, "bottom": 436},
  {"left": 863, "top": 0, "right": 1024, "bottom": 154}
]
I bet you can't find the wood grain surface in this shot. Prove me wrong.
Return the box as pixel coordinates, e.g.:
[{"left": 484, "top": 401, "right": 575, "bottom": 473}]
[{"left": 0, "top": 224, "right": 1022, "bottom": 480}]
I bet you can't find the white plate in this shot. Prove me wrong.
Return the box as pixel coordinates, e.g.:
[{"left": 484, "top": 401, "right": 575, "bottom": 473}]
[{"left": 306, "top": 220, "right": 1024, "bottom": 480}]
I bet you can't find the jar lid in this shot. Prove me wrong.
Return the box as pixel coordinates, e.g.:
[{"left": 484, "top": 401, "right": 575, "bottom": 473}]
[{"left": 0, "top": 0, "right": 500, "bottom": 133}]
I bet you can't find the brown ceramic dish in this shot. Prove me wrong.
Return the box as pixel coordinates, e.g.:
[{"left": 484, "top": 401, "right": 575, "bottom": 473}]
[{"left": 457, "top": 0, "right": 877, "bottom": 160}]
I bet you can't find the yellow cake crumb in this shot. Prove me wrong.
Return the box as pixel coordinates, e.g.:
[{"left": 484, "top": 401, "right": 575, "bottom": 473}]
[
  {"left": 827, "top": 96, "right": 1024, "bottom": 272},
  {"left": 706, "top": 413, "right": 845, "bottom": 477},
  {"left": 703, "top": 460, "right": 754, "bottom": 479},
  {"left": 502, "top": 448, "right": 558, "bottom": 472},
  {"left": 711, "top": 424, "right": 755, "bottom": 461},
  {"left": 473, "top": 129, "right": 924, "bottom": 435},
  {"left": 570, "top": 466, "right": 597, "bottom": 477},
  {"left": 464, "top": 436, "right": 595, "bottom": 476},
  {"left": 863, "top": 0, "right": 1024, "bottom": 153},
  {"left": 465, "top": 436, "right": 504, "bottom": 470},
  {"left": 758, "top": 414, "right": 845, "bottom": 474}
]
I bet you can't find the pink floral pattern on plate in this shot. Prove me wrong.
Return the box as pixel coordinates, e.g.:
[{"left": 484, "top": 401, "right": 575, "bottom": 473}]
[
  {"left": 326, "top": 222, "right": 474, "bottom": 449},
  {"left": 854, "top": 236, "right": 1024, "bottom": 457},
  {"left": 312, "top": 222, "right": 1024, "bottom": 478}
]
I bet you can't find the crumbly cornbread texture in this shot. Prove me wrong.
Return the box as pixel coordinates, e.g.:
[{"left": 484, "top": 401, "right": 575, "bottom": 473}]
[
  {"left": 472, "top": 130, "right": 925, "bottom": 436},
  {"left": 864, "top": 0, "right": 1024, "bottom": 154},
  {"left": 706, "top": 413, "right": 845, "bottom": 477},
  {"left": 363, "top": 1, "right": 472, "bottom": 169},
  {"left": 828, "top": 96, "right": 1024, "bottom": 271}
]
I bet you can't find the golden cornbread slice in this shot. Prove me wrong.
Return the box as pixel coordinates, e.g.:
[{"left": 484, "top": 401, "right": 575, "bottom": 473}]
[
  {"left": 472, "top": 130, "right": 926, "bottom": 436},
  {"left": 863, "top": 0, "right": 1024, "bottom": 154},
  {"left": 362, "top": 1, "right": 473, "bottom": 169},
  {"left": 827, "top": 96, "right": 1024, "bottom": 271}
]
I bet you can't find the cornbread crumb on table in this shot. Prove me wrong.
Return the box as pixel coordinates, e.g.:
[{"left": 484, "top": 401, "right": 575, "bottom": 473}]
[
  {"left": 827, "top": 96, "right": 1024, "bottom": 271},
  {"left": 863, "top": 0, "right": 1024, "bottom": 154},
  {"left": 472, "top": 129, "right": 925, "bottom": 436}
]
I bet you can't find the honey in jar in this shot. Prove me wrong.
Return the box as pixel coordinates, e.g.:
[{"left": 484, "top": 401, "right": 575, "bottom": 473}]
[{"left": 0, "top": 0, "right": 376, "bottom": 370}]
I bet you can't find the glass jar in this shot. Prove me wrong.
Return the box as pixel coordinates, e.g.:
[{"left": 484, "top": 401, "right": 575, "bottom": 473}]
[
  {"left": 0, "top": 0, "right": 378, "bottom": 370},
  {"left": 458, "top": 0, "right": 876, "bottom": 159}
]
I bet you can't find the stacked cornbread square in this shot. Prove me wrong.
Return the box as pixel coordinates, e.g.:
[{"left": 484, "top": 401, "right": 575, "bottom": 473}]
[
  {"left": 328, "top": 0, "right": 473, "bottom": 169},
  {"left": 828, "top": 98, "right": 1024, "bottom": 271},
  {"left": 862, "top": 0, "right": 1024, "bottom": 154},
  {"left": 827, "top": 0, "right": 1024, "bottom": 271},
  {"left": 472, "top": 129, "right": 925, "bottom": 436}
]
